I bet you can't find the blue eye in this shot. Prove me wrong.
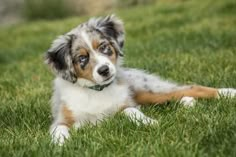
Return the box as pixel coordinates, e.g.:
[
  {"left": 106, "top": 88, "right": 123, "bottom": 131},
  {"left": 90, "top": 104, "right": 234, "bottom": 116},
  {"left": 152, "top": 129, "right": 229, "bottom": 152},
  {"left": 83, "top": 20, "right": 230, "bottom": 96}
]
[
  {"left": 99, "top": 44, "right": 112, "bottom": 56},
  {"left": 99, "top": 44, "right": 107, "bottom": 52},
  {"left": 79, "top": 55, "right": 88, "bottom": 63}
]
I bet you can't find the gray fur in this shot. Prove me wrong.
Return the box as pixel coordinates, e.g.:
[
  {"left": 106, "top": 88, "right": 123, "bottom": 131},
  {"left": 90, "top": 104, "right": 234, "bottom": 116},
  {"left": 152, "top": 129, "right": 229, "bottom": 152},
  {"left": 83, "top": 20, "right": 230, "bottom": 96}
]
[{"left": 87, "top": 15, "right": 125, "bottom": 51}]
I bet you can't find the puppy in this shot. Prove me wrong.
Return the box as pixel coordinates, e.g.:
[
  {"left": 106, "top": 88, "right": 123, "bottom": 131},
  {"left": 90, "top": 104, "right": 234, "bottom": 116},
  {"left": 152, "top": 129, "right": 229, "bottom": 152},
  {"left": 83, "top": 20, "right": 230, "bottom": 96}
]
[{"left": 45, "top": 15, "right": 236, "bottom": 145}]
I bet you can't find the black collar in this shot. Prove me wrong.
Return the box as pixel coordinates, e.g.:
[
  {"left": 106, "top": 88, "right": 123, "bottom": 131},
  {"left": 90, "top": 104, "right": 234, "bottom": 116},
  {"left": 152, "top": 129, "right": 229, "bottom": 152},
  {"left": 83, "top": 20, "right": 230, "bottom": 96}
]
[{"left": 88, "top": 82, "right": 112, "bottom": 91}]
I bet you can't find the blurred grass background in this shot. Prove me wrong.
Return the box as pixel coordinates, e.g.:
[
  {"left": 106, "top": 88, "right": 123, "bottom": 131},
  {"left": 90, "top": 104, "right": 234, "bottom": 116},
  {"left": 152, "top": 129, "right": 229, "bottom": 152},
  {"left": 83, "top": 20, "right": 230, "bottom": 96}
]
[{"left": 0, "top": 0, "right": 156, "bottom": 25}]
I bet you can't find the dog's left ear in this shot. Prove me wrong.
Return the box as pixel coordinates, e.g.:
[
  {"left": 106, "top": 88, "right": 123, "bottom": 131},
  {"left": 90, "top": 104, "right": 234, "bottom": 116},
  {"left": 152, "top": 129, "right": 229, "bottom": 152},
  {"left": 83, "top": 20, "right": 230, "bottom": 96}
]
[{"left": 90, "top": 15, "right": 125, "bottom": 51}]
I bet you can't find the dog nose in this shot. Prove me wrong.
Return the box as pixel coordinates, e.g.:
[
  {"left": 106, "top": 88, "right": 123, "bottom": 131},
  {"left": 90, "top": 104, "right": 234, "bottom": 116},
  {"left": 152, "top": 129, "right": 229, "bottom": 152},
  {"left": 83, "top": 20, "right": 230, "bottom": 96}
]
[{"left": 97, "top": 65, "right": 110, "bottom": 77}]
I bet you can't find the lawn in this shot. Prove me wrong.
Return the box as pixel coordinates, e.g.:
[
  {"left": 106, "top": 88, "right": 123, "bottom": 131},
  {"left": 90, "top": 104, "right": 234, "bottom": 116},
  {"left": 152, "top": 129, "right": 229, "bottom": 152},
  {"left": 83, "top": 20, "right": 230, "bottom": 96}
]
[{"left": 0, "top": 0, "right": 236, "bottom": 156}]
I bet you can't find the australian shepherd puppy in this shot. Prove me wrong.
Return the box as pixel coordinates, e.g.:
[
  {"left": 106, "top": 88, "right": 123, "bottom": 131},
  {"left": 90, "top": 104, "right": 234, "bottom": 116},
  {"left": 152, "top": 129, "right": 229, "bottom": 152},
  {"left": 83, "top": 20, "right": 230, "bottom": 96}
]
[{"left": 45, "top": 15, "right": 236, "bottom": 145}]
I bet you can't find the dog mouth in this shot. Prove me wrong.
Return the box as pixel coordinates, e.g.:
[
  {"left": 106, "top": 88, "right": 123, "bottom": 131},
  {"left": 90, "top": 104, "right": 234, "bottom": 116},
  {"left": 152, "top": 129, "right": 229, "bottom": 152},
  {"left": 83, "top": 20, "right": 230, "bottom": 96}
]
[
  {"left": 104, "top": 75, "right": 114, "bottom": 81},
  {"left": 100, "top": 74, "right": 115, "bottom": 85}
]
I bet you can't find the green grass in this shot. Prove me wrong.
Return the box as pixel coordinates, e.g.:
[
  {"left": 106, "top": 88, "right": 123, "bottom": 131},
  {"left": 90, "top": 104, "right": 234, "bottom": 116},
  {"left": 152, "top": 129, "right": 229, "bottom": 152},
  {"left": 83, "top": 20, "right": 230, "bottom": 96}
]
[{"left": 0, "top": 0, "right": 236, "bottom": 156}]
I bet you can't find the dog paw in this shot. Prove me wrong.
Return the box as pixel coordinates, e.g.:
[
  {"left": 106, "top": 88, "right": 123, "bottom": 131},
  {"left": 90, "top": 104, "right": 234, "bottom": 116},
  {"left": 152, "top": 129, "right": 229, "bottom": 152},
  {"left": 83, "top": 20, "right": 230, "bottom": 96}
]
[
  {"left": 218, "top": 88, "right": 236, "bottom": 98},
  {"left": 50, "top": 125, "right": 70, "bottom": 146},
  {"left": 124, "top": 107, "right": 158, "bottom": 126},
  {"left": 180, "top": 96, "right": 196, "bottom": 107},
  {"left": 140, "top": 117, "right": 158, "bottom": 125}
]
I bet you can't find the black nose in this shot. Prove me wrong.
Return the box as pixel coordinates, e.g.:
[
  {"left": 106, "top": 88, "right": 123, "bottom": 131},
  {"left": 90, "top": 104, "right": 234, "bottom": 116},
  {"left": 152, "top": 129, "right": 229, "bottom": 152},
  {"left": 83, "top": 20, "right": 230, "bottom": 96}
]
[{"left": 97, "top": 65, "right": 110, "bottom": 77}]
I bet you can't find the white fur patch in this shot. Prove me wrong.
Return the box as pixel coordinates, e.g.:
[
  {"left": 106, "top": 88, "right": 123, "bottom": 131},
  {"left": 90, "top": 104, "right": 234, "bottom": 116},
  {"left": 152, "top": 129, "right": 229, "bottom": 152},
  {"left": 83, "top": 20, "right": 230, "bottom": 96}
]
[
  {"left": 180, "top": 96, "right": 196, "bottom": 107},
  {"left": 218, "top": 88, "right": 236, "bottom": 98},
  {"left": 50, "top": 125, "right": 70, "bottom": 146},
  {"left": 123, "top": 107, "right": 158, "bottom": 125},
  {"left": 81, "top": 31, "right": 93, "bottom": 51},
  {"left": 76, "top": 78, "right": 95, "bottom": 87}
]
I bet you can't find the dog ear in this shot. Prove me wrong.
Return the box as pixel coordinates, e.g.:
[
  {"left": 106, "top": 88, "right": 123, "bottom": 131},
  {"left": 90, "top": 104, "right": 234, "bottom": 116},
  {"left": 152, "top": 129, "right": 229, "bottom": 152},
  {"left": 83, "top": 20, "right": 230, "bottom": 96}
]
[
  {"left": 89, "top": 15, "right": 125, "bottom": 53},
  {"left": 45, "top": 35, "right": 77, "bottom": 83}
]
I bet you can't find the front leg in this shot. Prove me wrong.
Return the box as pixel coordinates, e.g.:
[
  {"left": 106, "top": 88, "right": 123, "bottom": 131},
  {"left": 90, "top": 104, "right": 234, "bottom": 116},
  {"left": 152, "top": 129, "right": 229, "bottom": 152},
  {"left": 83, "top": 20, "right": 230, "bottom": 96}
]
[
  {"left": 123, "top": 107, "right": 158, "bottom": 125},
  {"left": 50, "top": 104, "right": 75, "bottom": 145},
  {"left": 50, "top": 123, "right": 70, "bottom": 146}
]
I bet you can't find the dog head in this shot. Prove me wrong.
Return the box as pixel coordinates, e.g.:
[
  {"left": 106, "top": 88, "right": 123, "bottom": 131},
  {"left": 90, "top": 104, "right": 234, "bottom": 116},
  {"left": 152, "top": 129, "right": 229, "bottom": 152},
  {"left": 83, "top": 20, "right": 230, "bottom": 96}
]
[{"left": 45, "top": 15, "right": 124, "bottom": 86}]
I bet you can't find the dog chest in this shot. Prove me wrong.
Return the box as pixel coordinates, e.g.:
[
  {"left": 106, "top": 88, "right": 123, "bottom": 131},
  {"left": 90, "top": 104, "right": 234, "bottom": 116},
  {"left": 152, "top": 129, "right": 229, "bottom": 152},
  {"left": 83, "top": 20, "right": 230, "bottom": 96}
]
[{"left": 55, "top": 78, "right": 131, "bottom": 122}]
